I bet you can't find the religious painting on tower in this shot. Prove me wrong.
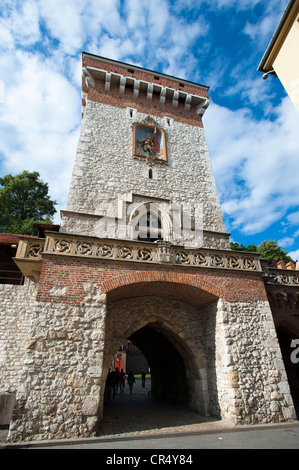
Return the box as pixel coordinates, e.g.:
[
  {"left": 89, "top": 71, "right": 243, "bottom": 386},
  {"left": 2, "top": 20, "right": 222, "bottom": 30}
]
[{"left": 133, "top": 124, "right": 167, "bottom": 162}]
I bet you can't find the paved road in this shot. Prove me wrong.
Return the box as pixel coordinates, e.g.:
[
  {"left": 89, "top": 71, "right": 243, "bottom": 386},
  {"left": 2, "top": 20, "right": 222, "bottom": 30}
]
[
  {"left": 3, "top": 422, "right": 299, "bottom": 450},
  {"left": 2, "top": 379, "right": 299, "bottom": 450}
]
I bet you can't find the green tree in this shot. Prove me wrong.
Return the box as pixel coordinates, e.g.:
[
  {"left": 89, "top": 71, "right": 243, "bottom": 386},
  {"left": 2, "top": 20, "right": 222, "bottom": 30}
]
[
  {"left": 230, "top": 242, "right": 258, "bottom": 253},
  {"left": 257, "top": 240, "right": 293, "bottom": 262},
  {"left": 230, "top": 239, "right": 293, "bottom": 262},
  {"left": 0, "top": 170, "right": 57, "bottom": 234}
]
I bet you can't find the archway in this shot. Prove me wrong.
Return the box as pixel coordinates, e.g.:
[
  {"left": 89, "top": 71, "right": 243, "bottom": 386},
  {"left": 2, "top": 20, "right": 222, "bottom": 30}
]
[
  {"left": 96, "top": 316, "right": 211, "bottom": 436},
  {"left": 128, "top": 322, "right": 208, "bottom": 412},
  {"left": 276, "top": 327, "right": 299, "bottom": 416},
  {"left": 96, "top": 287, "right": 218, "bottom": 435}
]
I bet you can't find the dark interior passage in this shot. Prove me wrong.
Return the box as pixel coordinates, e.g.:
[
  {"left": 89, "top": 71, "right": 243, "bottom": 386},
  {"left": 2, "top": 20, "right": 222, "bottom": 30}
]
[
  {"left": 99, "top": 323, "right": 214, "bottom": 436},
  {"left": 129, "top": 325, "right": 192, "bottom": 407},
  {"left": 277, "top": 328, "right": 299, "bottom": 414},
  {"left": 98, "top": 376, "right": 216, "bottom": 437}
]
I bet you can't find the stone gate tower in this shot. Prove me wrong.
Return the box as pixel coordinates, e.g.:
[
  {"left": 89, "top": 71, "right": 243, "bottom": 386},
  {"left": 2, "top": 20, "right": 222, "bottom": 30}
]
[{"left": 6, "top": 53, "right": 296, "bottom": 441}]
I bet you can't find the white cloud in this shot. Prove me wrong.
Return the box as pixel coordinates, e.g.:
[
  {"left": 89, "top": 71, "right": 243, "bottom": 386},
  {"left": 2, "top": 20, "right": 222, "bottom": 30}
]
[
  {"left": 0, "top": 49, "right": 81, "bottom": 217},
  {"left": 278, "top": 237, "right": 295, "bottom": 248},
  {"left": 243, "top": 1, "right": 287, "bottom": 43},
  {"left": 288, "top": 249, "right": 299, "bottom": 262},
  {"left": 38, "top": 0, "right": 83, "bottom": 54},
  {"left": 226, "top": 72, "right": 277, "bottom": 109},
  {"left": 38, "top": 0, "right": 124, "bottom": 56},
  {"left": 204, "top": 96, "right": 299, "bottom": 235},
  {"left": 287, "top": 211, "right": 299, "bottom": 226},
  {"left": 0, "top": 0, "right": 41, "bottom": 49},
  {"left": 203, "top": 0, "right": 261, "bottom": 11}
]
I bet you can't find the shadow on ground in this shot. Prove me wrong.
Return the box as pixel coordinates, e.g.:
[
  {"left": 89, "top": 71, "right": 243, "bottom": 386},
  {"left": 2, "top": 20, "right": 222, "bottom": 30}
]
[{"left": 96, "top": 379, "right": 220, "bottom": 437}]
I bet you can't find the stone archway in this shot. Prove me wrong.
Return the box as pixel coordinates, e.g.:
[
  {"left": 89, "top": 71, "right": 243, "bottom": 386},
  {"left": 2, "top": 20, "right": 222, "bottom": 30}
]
[
  {"left": 96, "top": 285, "right": 218, "bottom": 428},
  {"left": 127, "top": 322, "right": 209, "bottom": 414}
]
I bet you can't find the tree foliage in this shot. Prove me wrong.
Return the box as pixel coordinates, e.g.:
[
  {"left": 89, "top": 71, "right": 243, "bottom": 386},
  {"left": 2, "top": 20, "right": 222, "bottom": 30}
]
[
  {"left": 0, "top": 171, "right": 57, "bottom": 234},
  {"left": 230, "top": 239, "right": 294, "bottom": 262}
]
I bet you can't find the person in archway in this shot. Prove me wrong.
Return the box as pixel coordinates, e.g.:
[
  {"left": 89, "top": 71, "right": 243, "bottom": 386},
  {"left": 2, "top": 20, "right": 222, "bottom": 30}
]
[
  {"left": 112, "top": 367, "right": 119, "bottom": 399},
  {"left": 119, "top": 368, "right": 126, "bottom": 395},
  {"left": 141, "top": 371, "right": 146, "bottom": 388},
  {"left": 127, "top": 371, "right": 135, "bottom": 395},
  {"left": 105, "top": 368, "right": 113, "bottom": 402}
]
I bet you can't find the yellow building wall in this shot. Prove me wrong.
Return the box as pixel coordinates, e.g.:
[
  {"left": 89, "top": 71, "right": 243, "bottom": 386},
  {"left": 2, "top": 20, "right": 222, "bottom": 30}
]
[{"left": 273, "top": 12, "right": 299, "bottom": 112}]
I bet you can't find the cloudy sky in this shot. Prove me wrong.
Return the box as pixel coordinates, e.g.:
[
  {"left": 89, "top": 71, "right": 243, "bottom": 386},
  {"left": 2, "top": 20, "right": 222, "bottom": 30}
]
[{"left": 0, "top": 0, "right": 299, "bottom": 259}]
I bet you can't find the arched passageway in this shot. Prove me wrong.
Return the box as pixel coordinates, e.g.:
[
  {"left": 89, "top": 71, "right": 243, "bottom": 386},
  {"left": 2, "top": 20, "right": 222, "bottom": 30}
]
[
  {"left": 97, "top": 318, "right": 216, "bottom": 437},
  {"left": 277, "top": 328, "right": 299, "bottom": 416},
  {"left": 128, "top": 323, "right": 204, "bottom": 410},
  {"left": 96, "top": 281, "right": 220, "bottom": 435}
]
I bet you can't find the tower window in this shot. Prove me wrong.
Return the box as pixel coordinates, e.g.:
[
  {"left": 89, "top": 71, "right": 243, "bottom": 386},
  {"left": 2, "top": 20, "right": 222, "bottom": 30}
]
[
  {"left": 126, "top": 107, "right": 136, "bottom": 119},
  {"left": 136, "top": 210, "right": 162, "bottom": 242},
  {"left": 129, "top": 203, "right": 172, "bottom": 243}
]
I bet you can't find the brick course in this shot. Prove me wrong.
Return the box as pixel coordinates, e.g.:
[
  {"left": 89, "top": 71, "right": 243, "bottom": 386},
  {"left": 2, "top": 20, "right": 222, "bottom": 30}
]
[
  {"left": 37, "top": 255, "right": 268, "bottom": 305},
  {"left": 83, "top": 54, "right": 208, "bottom": 127}
]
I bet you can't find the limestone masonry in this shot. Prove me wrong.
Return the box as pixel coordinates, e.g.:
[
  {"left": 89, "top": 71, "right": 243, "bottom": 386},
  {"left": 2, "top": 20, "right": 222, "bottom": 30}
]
[{"left": 0, "top": 53, "right": 298, "bottom": 442}]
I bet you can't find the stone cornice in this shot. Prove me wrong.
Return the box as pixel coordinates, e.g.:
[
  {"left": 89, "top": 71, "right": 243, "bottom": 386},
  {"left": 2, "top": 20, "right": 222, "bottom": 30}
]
[
  {"left": 82, "top": 52, "right": 209, "bottom": 91},
  {"left": 82, "top": 64, "right": 210, "bottom": 118}
]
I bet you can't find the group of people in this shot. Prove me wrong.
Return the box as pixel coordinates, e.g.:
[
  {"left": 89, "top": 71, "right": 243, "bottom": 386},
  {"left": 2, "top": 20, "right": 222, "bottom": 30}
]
[{"left": 105, "top": 368, "right": 137, "bottom": 402}]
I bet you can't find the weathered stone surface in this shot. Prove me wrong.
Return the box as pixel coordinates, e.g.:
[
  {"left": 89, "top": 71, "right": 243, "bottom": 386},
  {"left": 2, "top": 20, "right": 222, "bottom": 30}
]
[
  {"left": 0, "top": 56, "right": 297, "bottom": 443},
  {"left": 62, "top": 100, "right": 229, "bottom": 250}
]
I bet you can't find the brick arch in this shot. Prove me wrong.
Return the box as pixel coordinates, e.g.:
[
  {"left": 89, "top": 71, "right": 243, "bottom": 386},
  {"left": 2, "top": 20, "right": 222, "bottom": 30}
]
[{"left": 102, "top": 270, "right": 220, "bottom": 307}]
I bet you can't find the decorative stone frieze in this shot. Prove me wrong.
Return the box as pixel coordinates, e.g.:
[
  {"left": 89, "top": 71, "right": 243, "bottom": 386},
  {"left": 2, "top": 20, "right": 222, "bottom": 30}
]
[
  {"left": 265, "top": 268, "right": 299, "bottom": 286},
  {"left": 14, "top": 233, "right": 262, "bottom": 282}
]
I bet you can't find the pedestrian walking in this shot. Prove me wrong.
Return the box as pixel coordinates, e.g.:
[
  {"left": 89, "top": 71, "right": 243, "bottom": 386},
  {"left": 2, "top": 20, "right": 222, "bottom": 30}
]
[
  {"left": 112, "top": 367, "right": 119, "bottom": 398},
  {"left": 119, "top": 368, "right": 126, "bottom": 394},
  {"left": 104, "top": 369, "right": 113, "bottom": 402},
  {"left": 127, "top": 371, "right": 135, "bottom": 395}
]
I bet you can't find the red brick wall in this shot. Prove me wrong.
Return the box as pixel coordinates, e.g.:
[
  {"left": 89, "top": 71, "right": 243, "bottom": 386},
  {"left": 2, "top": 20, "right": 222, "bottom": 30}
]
[
  {"left": 83, "top": 55, "right": 208, "bottom": 127},
  {"left": 37, "top": 255, "right": 268, "bottom": 305}
]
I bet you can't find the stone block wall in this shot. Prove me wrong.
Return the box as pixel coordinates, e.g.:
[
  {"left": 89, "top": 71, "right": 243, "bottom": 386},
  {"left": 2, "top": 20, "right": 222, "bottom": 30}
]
[
  {"left": 62, "top": 99, "right": 227, "bottom": 248},
  {"left": 0, "top": 279, "right": 37, "bottom": 394},
  {"left": 7, "top": 284, "right": 107, "bottom": 441},
  {"left": 3, "top": 253, "right": 296, "bottom": 442},
  {"left": 212, "top": 299, "right": 295, "bottom": 424}
]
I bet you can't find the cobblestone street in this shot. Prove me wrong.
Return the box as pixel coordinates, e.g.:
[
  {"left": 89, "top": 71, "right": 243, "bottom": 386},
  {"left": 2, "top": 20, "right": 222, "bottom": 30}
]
[
  {"left": 0, "top": 378, "right": 225, "bottom": 445},
  {"left": 2, "top": 379, "right": 298, "bottom": 447},
  {"left": 97, "top": 378, "right": 226, "bottom": 439}
]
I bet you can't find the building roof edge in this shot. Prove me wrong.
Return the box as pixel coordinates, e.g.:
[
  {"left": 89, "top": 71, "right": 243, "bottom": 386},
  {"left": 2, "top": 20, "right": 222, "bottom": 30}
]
[
  {"left": 82, "top": 51, "right": 209, "bottom": 91},
  {"left": 258, "top": 0, "right": 297, "bottom": 73}
]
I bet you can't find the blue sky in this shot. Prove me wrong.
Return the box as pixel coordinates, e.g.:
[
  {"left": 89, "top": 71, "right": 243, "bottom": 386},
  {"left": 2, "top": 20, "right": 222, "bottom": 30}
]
[{"left": 0, "top": 0, "right": 299, "bottom": 259}]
